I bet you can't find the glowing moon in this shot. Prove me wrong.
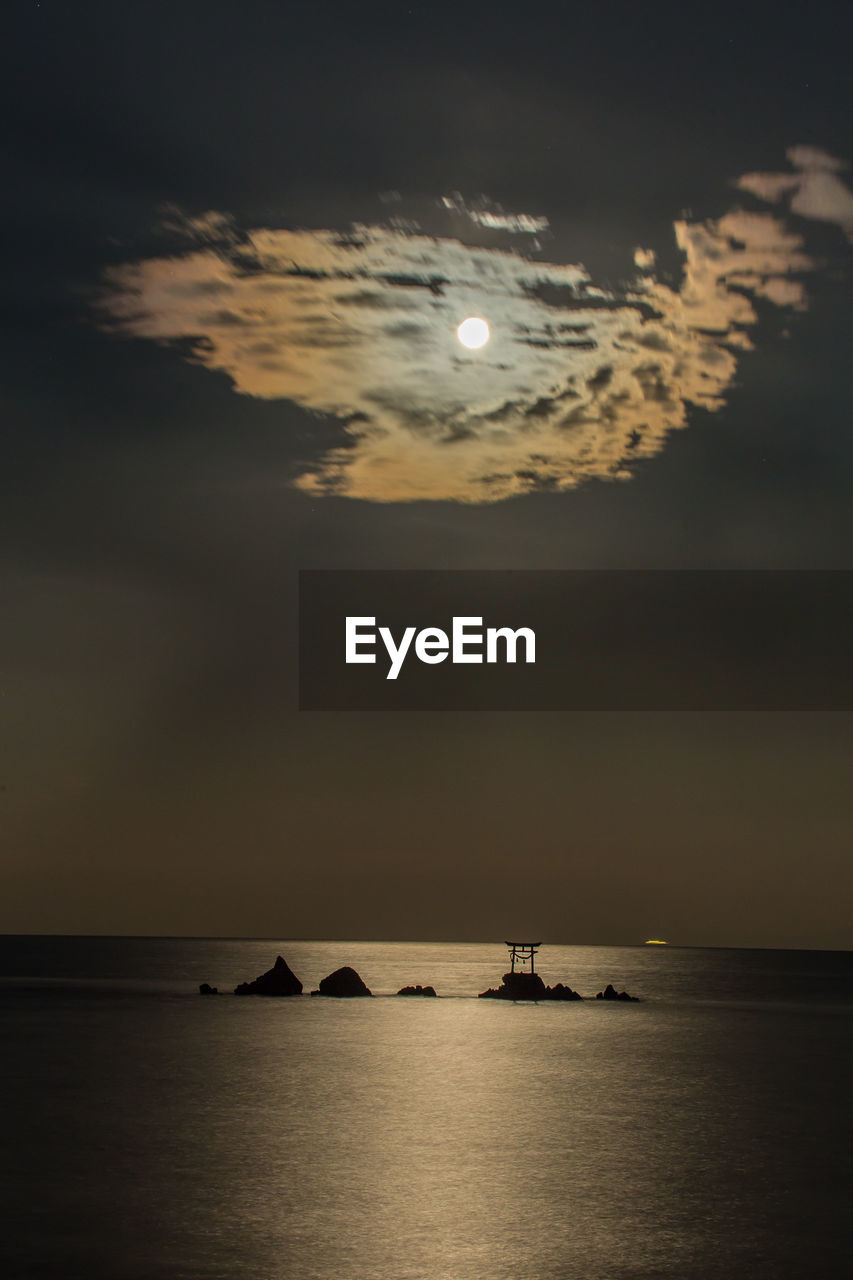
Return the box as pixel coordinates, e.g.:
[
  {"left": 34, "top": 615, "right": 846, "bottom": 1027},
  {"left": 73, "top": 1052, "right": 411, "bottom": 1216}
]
[{"left": 456, "top": 316, "right": 490, "bottom": 349}]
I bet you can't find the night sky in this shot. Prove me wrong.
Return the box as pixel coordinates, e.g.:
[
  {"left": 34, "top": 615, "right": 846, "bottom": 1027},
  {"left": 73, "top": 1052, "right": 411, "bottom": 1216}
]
[{"left": 3, "top": 1, "right": 853, "bottom": 946}]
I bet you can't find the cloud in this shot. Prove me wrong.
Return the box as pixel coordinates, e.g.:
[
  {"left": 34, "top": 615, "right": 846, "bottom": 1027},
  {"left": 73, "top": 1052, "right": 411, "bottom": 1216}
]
[
  {"left": 98, "top": 165, "right": 842, "bottom": 502},
  {"left": 737, "top": 146, "right": 853, "bottom": 240},
  {"left": 440, "top": 192, "right": 550, "bottom": 235}
]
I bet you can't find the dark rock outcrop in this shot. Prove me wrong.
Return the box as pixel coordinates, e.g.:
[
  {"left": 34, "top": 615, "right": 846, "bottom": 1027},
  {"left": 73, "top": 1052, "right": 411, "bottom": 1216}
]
[
  {"left": 397, "top": 984, "right": 437, "bottom": 997},
  {"left": 595, "top": 982, "right": 640, "bottom": 1002},
  {"left": 314, "top": 966, "right": 372, "bottom": 997},
  {"left": 478, "top": 972, "right": 583, "bottom": 1001},
  {"left": 234, "top": 955, "right": 303, "bottom": 997},
  {"left": 199, "top": 982, "right": 219, "bottom": 995},
  {"left": 547, "top": 982, "right": 584, "bottom": 1001},
  {"left": 480, "top": 971, "right": 548, "bottom": 1000}
]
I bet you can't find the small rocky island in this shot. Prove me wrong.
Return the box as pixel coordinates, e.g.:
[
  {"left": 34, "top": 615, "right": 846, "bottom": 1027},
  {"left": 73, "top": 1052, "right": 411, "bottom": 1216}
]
[
  {"left": 479, "top": 941, "right": 583, "bottom": 1000},
  {"left": 478, "top": 942, "right": 640, "bottom": 1002},
  {"left": 479, "top": 971, "right": 583, "bottom": 1000},
  {"left": 595, "top": 983, "right": 640, "bottom": 1002},
  {"left": 312, "top": 965, "right": 372, "bottom": 997},
  {"left": 233, "top": 954, "right": 303, "bottom": 996},
  {"left": 397, "top": 984, "right": 437, "bottom": 997}
]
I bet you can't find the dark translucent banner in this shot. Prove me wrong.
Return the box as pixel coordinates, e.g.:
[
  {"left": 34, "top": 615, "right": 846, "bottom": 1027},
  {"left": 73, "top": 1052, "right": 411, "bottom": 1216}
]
[{"left": 298, "top": 571, "right": 853, "bottom": 710}]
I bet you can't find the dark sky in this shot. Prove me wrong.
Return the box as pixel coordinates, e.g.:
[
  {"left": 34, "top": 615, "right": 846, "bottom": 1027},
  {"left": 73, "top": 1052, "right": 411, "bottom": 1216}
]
[{"left": 2, "top": 0, "right": 853, "bottom": 946}]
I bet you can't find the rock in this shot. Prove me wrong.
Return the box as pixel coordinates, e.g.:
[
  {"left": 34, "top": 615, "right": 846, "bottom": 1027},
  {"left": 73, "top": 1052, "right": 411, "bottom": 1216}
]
[
  {"left": 595, "top": 982, "right": 640, "bottom": 1002},
  {"left": 316, "top": 966, "right": 372, "bottom": 997},
  {"left": 479, "top": 971, "right": 584, "bottom": 1001},
  {"left": 397, "top": 984, "right": 437, "bottom": 997},
  {"left": 548, "top": 982, "right": 583, "bottom": 1001},
  {"left": 233, "top": 955, "right": 303, "bottom": 997},
  {"left": 479, "top": 971, "right": 549, "bottom": 1000},
  {"left": 199, "top": 982, "right": 219, "bottom": 995}
]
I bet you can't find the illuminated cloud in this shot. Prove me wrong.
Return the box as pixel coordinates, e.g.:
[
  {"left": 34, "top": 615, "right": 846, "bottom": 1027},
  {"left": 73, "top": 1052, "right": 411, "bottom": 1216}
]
[
  {"left": 98, "top": 161, "right": 845, "bottom": 502},
  {"left": 440, "top": 192, "right": 550, "bottom": 235},
  {"left": 737, "top": 146, "right": 853, "bottom": 240}
]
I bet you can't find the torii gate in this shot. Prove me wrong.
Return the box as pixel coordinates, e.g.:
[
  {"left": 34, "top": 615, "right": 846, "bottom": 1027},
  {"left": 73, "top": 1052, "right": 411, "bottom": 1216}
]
[{"left": 505, "top": 941, "right": 541, "bottom": 974}]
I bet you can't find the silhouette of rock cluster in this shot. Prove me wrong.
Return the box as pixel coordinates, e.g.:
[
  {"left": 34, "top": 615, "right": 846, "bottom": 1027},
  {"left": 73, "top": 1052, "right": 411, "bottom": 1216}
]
[
  {"left": 478, "top": 972, "right": 583, "bottom": 1001},
  {"left": 233, "top": 955, "right": 303, "bottom": 997},
  {"left": 595, "top": 983, "right": 640, "bottom": 1002},
  {"left": 202, "top": 953, "right": 639, "bottom": 1003},
  {"left": 312, "top": 965, "right": 372, "bottom": 997},
  {"left": 547, "top": 982, "right": 584, "bottom": 1001}
]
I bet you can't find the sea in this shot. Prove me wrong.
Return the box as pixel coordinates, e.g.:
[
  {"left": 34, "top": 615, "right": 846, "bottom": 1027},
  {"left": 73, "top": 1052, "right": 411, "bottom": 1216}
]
[{"left": 1, "top": 937, "right": 851, "bottom": 1280}]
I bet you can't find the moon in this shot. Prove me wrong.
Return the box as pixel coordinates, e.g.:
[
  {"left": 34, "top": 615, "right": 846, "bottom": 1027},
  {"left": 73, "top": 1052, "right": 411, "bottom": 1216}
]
[{"left": 456, "top": 316, "right": 490, "bottom": 349}]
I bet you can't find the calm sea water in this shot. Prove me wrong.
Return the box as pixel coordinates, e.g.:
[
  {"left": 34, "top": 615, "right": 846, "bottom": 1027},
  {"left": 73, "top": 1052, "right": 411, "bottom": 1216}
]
[{"left": 1, "top": 937, "right": 851, "bottom": 1280}]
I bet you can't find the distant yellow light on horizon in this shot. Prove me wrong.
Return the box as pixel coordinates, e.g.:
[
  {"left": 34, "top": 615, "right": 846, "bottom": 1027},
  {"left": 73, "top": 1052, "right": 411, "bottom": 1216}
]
[
  {"left": 456, "top": 316, "right": 490, "bottom": 349},
  {"left": 645, "top": 939, "right": 668, "bottom": 945}
]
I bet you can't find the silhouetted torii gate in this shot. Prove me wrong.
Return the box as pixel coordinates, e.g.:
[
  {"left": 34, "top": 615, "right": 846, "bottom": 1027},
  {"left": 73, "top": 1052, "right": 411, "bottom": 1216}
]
[{"left": 505, "top": 941, "right": 541, "bottom": 974}]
